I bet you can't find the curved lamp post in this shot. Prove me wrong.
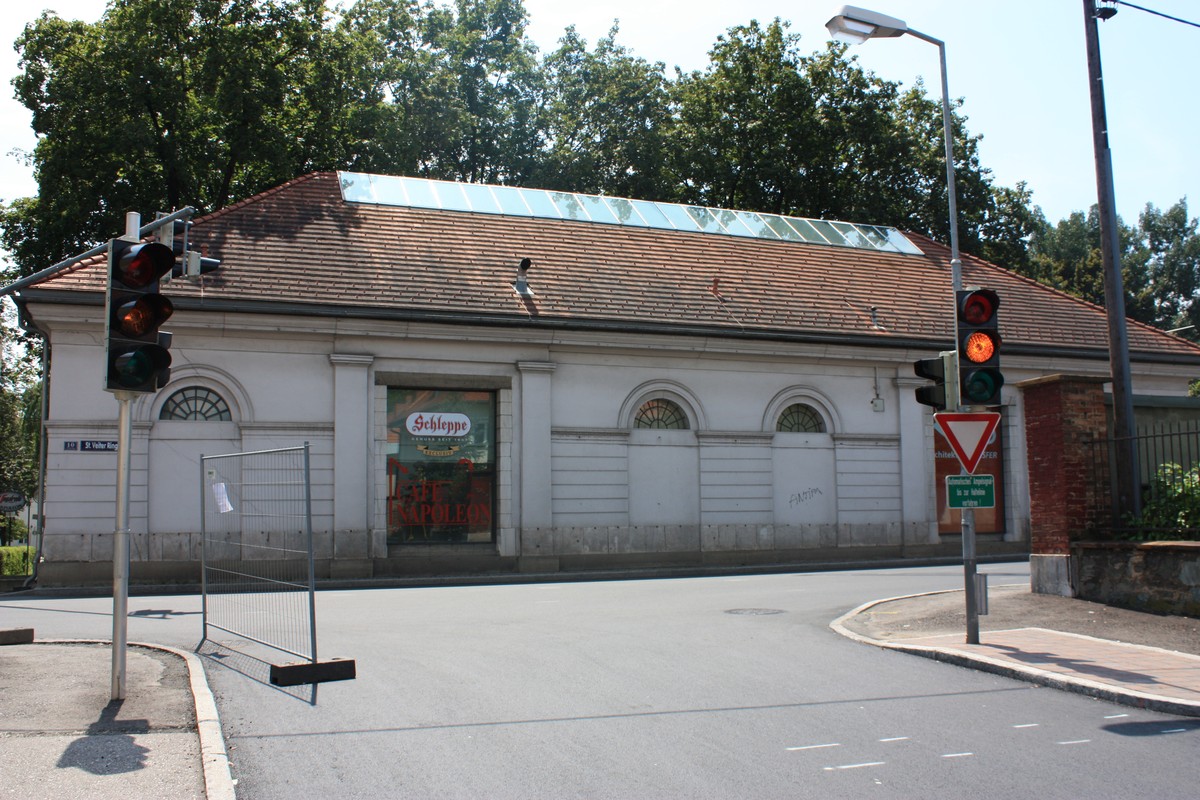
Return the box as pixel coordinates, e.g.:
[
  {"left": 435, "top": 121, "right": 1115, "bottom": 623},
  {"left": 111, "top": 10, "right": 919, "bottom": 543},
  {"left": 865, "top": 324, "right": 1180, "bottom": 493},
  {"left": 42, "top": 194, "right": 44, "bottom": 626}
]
[
  {"left": 825, "top": 5, "right": 963, "bottom": 292},
  {"left": 827, "top": 6, "right": 979, "bottom": 643}
]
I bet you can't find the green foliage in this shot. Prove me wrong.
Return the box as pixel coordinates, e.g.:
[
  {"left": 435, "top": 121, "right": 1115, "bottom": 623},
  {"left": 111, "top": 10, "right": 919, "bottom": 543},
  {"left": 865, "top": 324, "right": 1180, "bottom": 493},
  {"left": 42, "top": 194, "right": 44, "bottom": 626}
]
[
  {"left": 668, "top": 20, "right": 820, "bottom": 213},
  {"left": 0, "top": 305, "right": 40, "bottom": 506},
  {"left": 1022, "top": 199, "right": 1200, "bottom": 333},
  {"left": 532, "top": 24, "right": 669, "bottom": 198},
  {"left": 1133, "top": 462, "right": 1200, "bottom": 541},
  {"left": 0, "top": 543, "right": 33, "bottom": 575}
]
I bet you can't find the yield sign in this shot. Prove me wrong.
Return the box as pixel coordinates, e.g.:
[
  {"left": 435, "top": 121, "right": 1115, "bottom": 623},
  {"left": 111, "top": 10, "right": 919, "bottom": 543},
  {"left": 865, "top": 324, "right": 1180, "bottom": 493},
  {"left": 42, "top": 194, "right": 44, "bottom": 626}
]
[{"left": 934, "top": 412, "right": 1000, "bottom": 474}]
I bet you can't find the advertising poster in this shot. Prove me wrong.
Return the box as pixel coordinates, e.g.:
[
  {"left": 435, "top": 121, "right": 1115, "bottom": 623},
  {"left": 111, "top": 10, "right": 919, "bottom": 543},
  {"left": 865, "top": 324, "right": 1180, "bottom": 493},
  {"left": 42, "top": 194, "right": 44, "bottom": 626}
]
[{"left": 386, "top": 389, "right": 496, "bottom": 544}]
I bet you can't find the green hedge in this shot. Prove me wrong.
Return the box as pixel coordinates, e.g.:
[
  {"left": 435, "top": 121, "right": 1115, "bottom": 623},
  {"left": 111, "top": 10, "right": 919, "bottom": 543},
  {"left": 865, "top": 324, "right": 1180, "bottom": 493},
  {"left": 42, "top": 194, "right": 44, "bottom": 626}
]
[
  {"left": 1126, "top": 462, "right": 1200, "bottom": 542},
  {"left": 0, "top": 546, "right": 33, "bottom": 576}
]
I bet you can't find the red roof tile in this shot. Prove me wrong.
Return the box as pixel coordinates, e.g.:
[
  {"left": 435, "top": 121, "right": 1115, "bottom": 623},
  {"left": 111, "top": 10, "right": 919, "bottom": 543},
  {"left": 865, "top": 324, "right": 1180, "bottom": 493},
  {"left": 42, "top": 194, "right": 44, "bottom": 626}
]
[{"left": 22, "top": 171, "right": 1200, "bottom": 362}]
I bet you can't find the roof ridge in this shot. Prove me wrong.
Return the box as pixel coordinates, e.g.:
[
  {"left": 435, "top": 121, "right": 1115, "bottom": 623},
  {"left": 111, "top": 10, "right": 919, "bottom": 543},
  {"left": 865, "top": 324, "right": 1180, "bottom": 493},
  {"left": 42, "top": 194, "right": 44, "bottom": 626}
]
[{"left": 194, "top": 171, "right": 335, "bottom": 226}]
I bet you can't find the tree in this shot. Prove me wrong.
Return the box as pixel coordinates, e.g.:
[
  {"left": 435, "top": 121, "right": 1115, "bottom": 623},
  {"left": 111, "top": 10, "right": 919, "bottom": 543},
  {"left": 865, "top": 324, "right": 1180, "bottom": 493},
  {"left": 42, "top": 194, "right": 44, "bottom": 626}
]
[
  {"left": 0, "top": 307, "right": 38, "bottom": 536},
  {"left": 3, "top": 0, "right": 346, "bottom": 276},
  {"left": 420, "top": 0, "right": 543, "bottom": 184},
  {"left": 533, "top": 24, "right": 670, "bottom": 199},
  {"left": 799, "top": 43, "right": 916, "bottom": 223},
  {"left": 0, "top": 3, "right": 1074, "bottom": 287},
  {"left": 1137, "top": 200, "right": 1200, "bottom": 331},
  {"left": 1023, "top": 202, "right": 1200, "bottom": 332},
  {"left": 978, "top": 181, "right": 1046, "bottom": 275},
  {"left": 668, "top": 20, "right": 823, "bottom": 214}
]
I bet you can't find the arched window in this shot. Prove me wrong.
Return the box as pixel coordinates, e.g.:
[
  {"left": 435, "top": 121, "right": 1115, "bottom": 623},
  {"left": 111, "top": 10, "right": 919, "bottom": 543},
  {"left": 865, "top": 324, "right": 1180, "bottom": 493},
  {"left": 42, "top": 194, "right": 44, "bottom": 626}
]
[
  {"left": 159, "top": 387, "right": 232, "bottom": 421},
  {"left": 634, "top": 398, "right": 689, "bottom": 429},
  {"left": 776, "top": 403, "right": 826, "bottom": 433}
]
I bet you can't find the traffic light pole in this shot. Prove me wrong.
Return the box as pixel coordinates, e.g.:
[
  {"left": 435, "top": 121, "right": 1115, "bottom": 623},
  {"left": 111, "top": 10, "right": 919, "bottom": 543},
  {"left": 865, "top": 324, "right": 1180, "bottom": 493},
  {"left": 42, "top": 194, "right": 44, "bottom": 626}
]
[
  {"left": 110, "top": 211, "right": 141, "bottom": 702},
  {"left": 962, "top": 505, "right": 980, "bottom": 644},
  {"left": 111, "top": 390, "right": 137, "bottom": 701}
]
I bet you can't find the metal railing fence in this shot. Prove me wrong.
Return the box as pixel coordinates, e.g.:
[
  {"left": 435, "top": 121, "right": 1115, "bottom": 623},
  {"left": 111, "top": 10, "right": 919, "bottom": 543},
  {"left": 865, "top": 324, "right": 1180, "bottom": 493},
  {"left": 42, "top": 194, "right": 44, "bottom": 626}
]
[
  {"left": 1089, "top": 421, "right": 1200, "bottom": 540},
  {"left": 199, "top": 443, "right": 317, "bottom": 662}
]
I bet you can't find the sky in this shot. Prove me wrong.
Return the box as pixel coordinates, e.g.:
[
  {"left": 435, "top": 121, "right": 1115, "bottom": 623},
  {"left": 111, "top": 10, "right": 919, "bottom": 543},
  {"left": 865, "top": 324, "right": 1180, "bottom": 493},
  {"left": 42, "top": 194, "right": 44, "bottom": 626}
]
[{"left": 0, "top": 0, "right": 1196, "bottom": 235}]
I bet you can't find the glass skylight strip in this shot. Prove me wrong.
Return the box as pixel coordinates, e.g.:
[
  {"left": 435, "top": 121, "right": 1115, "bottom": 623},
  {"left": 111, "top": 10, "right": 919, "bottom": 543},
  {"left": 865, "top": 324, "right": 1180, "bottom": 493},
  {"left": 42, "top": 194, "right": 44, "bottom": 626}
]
[{"left": 338, "top": 172, "right": 923, "bottom": 255}]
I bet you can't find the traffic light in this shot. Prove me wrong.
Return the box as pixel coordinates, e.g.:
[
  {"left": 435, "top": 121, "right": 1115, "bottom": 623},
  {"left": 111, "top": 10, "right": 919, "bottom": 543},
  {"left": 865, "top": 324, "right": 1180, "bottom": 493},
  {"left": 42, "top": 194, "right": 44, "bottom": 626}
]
[
  {"left": 957, "top": 288, "right": 1003, "bottom": 406},
  {"left": 159, "top": 218, "right": 221, "bottom": 279},
  {"left": 914, "top": 350, "right": 957, "bottom": 411},
  {"left": 104, "top": 238, "right": 175, "bottom": 393}
]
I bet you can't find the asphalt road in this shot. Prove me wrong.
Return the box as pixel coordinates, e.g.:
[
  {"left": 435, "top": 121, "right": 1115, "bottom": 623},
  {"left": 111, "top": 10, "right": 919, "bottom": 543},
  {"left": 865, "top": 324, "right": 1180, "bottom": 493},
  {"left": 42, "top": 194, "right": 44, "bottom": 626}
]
[{"left": 4, "top": 563, "right": 1200, "bottom": 799}]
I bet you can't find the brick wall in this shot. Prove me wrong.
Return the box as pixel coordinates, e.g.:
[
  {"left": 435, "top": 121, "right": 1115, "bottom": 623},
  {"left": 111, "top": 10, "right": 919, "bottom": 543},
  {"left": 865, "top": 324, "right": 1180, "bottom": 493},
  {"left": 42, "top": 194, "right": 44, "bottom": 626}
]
[{"left": 1021, "top": 375, "right": 1109, "bottom": 554}]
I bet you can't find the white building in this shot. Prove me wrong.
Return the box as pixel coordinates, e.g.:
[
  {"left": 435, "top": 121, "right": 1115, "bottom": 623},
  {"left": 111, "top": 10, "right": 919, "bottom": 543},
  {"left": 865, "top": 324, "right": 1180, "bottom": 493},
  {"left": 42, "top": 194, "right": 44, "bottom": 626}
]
[{"left": 12, "top": 171, "right": 1200, "bottom": 584}]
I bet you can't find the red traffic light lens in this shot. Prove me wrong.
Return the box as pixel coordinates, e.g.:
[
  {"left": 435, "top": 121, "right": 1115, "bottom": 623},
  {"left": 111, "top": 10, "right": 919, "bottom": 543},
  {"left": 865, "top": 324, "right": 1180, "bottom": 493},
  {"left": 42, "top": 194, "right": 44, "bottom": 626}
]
[
  {"left": 960, "top": 290, "right": 999, "bottom": 325},
  {"left": 114, "top": 242, "right": 174, "bottom": 288},
  {"left": 963, "top": 331, "right": 998, "bottom": 364}
]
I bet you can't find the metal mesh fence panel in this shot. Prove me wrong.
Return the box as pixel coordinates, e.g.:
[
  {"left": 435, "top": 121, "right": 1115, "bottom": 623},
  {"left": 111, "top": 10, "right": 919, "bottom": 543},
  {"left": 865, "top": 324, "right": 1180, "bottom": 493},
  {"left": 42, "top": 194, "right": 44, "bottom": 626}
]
[{"left": 200, "top": 444, "right": 316, "bottom": 662}]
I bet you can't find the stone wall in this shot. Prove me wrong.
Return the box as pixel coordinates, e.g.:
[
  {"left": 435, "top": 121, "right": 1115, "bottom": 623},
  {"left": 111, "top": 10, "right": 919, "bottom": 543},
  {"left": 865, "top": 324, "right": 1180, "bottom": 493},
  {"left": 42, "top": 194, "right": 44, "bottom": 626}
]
[{"left": 1073, "top": 541, "right": 1200, "bottom": 617}]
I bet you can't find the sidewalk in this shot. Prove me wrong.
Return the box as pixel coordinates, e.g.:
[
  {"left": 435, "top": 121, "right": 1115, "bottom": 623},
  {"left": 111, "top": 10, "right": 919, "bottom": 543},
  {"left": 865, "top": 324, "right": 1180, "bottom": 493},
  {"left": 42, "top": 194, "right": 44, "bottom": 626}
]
[
  {"left": 832, "top": 583, "right": 1200, "bottom": 717},
  {"left": 0, "top": 637, "right": 235, "bottom": 800}
]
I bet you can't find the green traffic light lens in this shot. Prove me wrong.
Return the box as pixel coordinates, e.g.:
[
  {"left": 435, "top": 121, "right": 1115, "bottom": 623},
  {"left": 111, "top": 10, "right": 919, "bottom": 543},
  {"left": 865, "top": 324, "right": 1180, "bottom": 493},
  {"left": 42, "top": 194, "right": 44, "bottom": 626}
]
[
  {"left": 962, "top": 368, "right": 1004, "bottom": 404},
  {"left": 111, "top": 346, "right": 171, "bottom": 389},
  {"left": 114, "top": 350, "right": 154, "bottom": 387}
]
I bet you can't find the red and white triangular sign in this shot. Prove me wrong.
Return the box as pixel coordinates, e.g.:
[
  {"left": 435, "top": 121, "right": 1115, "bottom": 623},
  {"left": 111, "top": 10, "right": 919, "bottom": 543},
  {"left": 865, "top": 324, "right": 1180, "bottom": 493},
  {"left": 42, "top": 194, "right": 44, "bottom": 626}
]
[{"left": 934, "top": 412, "right": 1000, "bottom": 474}]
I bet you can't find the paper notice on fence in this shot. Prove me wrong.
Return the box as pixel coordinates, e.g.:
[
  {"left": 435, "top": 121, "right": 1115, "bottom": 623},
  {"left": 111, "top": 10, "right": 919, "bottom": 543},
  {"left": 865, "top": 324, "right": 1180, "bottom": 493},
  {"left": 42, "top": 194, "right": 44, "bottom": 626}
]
[{"left": 212, "top": 482, "right": 234, "bottom": 513}]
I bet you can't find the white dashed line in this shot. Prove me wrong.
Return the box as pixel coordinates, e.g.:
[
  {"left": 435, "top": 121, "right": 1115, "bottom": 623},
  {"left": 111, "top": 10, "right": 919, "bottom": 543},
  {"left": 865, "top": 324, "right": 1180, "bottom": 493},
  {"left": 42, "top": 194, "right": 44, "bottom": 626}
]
[
  {"left": 941, "top": 752, "right": 974, "bottom": 759},
  {"left": 1057, "top": 739, "right": 1091, "bottom": 745},
  {"left": 787, "top": 743, "right": 841, "bottom": 752},
  {"left": 879, "top": 737, "right": 909, "bottom": 742},
  {"left": 1012, "top": 723, "right": 1039, "bottom": 728},
  {"left": 1162, "top": 728, "right": 1188, "bottom": 734},
  {"left": 1104, "top": 714, "right": 1129, "bottom": 719},
  {"left": 823, "top": 762, "right": 886, "bottom": 771}
]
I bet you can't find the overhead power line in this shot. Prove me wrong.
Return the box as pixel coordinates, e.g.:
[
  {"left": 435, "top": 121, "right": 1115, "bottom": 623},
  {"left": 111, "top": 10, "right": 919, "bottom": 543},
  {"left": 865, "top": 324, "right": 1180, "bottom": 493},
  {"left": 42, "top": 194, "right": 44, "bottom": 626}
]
[{"left": 1113, "top": 1, "right": 1200, "bottom": 29}]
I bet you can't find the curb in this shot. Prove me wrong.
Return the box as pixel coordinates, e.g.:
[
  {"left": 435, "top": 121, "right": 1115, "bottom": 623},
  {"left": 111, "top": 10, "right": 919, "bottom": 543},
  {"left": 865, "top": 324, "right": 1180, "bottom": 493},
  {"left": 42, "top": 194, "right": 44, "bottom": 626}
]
[
  {"left": 43, "top": 638, "right": 237, "bottom": 800},
  {"left": 829, "top": 591, "right": 1200, "bottom": 719}
]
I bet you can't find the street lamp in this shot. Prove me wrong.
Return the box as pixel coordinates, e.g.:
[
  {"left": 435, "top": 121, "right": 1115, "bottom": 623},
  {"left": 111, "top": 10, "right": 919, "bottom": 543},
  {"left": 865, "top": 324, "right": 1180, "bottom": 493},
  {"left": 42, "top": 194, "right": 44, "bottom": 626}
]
[
  {"left": 827, "top": 5, "right": 979, "bottom": 645},
  {"left": 825, "top": 5, "right": 963, "bottom": 291}
]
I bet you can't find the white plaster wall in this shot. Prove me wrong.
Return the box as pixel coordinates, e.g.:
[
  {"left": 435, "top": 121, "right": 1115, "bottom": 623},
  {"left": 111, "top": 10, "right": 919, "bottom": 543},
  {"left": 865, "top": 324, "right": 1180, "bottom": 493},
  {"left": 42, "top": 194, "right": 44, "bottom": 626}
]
[
  {"left": 29, "top": 296, "right": 1200, "bottom": 573},
  {"left": 628, "top": 429, "right": 701, "bottom": 525},
  {"left": 772, "top": 437, "right": 838, "bottom": 524}
]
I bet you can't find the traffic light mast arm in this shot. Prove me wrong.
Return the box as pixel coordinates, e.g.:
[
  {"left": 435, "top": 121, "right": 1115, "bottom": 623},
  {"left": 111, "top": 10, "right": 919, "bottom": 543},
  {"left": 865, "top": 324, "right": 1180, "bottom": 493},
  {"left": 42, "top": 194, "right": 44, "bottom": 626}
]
[{"left": 0, "top": 207, "right": 196, "bottom": 297}]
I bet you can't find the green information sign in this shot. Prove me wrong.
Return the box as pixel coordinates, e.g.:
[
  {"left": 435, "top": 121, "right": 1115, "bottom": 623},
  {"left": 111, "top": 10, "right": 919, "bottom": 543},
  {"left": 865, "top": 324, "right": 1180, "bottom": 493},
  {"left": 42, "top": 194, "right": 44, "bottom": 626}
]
[{"left": 946, "top": 474, "right": 996, "bottom": 509}]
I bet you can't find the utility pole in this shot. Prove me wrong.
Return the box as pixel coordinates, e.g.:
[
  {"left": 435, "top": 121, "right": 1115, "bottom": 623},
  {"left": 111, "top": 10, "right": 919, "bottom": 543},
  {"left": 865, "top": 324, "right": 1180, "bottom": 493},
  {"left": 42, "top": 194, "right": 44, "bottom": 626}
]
[{"left": 1083, "top": 0, "right": 1141, "bottom": 521}]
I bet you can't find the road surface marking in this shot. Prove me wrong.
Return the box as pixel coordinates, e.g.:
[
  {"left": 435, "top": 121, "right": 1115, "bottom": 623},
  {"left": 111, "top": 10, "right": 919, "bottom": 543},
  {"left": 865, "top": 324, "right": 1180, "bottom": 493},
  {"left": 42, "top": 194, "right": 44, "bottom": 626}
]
[
  {"left": 941, "top": 752, "right": 973, "bottom": 758},
  {"left": 1057, "top": 739, "right": 1091, "bottom": 745},
  {"left": 787, "top": 743, "right": 841, "bottom": 751},
  {"left": 879, "top": 737, "right": 909, "bottom": 742},
  {"left": 823, "top": 762, "right": 886, "bottom": 771},
  {"left": 1012, "top": 724, "right": 1039, "bottom": 728},
  {"left": 1104, "top": 714, "right": 1128, "bottom": 719},
  {"left": 1162, "top": 728, "right": 1188, "bottom": 734}
]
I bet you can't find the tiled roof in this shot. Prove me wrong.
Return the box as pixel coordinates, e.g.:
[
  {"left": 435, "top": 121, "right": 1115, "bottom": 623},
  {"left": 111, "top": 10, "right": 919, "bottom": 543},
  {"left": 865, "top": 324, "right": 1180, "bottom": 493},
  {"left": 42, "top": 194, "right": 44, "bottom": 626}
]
[{"left": 22, "top": 171, "right": 1200, "bottom": 361}]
